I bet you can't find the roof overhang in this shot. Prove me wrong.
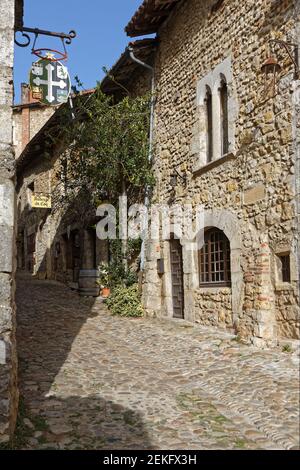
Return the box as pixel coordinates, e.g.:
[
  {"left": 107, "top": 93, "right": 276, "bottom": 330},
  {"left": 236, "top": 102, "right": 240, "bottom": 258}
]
[
  {"left": 101, "top": 38, "right": 157, "bottom": 94},
  {"left": 125, "top": 0, "right": 182, "bottom": 37}
]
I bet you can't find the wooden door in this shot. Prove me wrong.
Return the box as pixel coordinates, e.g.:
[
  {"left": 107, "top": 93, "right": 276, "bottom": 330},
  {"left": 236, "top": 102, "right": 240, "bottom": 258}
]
[
  {"left": 17, "top": 231, "right": 25, "bottom": 269},
  {"left": 170, "top": 238, "right": 184, "bottom": 319},
  {"left": 72, "top": 231, "right": 81, "bottom": 282}
]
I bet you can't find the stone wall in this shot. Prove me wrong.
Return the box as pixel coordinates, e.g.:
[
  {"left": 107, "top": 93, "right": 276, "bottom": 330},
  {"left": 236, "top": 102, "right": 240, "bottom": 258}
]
[
  {"left": 16, "top": 58, "right": 153, "bottom": 289},
  {"left": 17, "top": 151, "right": 108, "bottom": 285},
  {"left": 13, "top": 106, "right": 56, "bottom": 159},
  {"left": 18, "top": 148, "right": 54, "bottom": 271},
  {"left": 194, "top": 288, "right": 233, "bottom": 330},
  {"left": 13, "top": 84, "right": 56, "bottom": 159},
  {"left": 143, "top": 0, "right": 300, "bottom": 346},
  {"left": 0, "top": 0, "right": 18, "bottom": 442},
  {"left": 293, "top": 0, "right": 300, "bottom": 344},
  {"left": 275, "top": 285, "right": 299, "bottom": 338},
  {"left": 18, "top": 156, "right": 70, "bottom": 280}
]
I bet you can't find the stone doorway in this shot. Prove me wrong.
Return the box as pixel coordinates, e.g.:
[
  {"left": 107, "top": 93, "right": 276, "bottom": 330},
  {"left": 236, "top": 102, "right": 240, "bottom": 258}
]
[
  {"left": 65, "top": 230, "right": 81, "bottom": 284},
  {"left": 170, "top": 237, "right": 184, "bottom": 319}
]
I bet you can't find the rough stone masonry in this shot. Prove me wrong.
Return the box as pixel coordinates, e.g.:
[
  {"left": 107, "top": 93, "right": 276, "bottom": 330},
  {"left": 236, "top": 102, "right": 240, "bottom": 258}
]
[
  {"left": 125, "top": 0, "right": 300, "bottom": 347},
  {"left": 0, "top": 0, "right": 20, "bottom": 442}
]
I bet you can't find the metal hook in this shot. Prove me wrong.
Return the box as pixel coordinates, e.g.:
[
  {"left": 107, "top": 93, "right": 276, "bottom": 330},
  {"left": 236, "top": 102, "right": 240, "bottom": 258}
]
[
  {"left": 269, "top": 39, "right": 299, "bottom": 80},
  {"left": 14, "top": 31, "right": 31, "bottom": 47},
  {"left": 65, "top": 30, "right": 76, "bottom": 46}
]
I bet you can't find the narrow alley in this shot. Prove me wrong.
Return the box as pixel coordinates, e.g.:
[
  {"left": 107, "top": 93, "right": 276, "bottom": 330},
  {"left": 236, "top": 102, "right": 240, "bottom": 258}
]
[{"left": 15, "top": 275, "right": 299, "bottom": 450}]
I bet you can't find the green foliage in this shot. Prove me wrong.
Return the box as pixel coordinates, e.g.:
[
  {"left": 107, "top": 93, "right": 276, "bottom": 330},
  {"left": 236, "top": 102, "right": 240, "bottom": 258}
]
[
  {"left": 105, "top": 284, "right": 143, "bottom": 318},
  {"left": 282, "top": 344, "right": 292, "bottom": 353},
  {"left": 234, "top": 438, "right": 247, "bottom": 449},
  {"left": 98, "top": 262, "right": 109, "bottom": 288},
  {"left": 51, "top": 80, "right": 152, "bottom": 288},
  {"left": 56, "top": 85, "right": 154, "bottom": 207},
  {"left": 108, "top": 239, "right": 140, "bottom": 289},
  {"left": 123, "top": 410, "right": 139, "bottom": 426}
]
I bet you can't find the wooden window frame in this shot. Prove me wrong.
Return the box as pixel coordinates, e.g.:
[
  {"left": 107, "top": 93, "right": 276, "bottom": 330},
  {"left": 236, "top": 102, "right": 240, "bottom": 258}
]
[{"left": 199, "top": 228, "right": 231, "bottom": 287}]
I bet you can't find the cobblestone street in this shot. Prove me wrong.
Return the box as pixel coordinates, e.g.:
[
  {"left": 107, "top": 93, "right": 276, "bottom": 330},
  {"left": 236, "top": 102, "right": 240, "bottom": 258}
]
[{"left": 16, "top": 275, "right": 300, "bottom": 450}]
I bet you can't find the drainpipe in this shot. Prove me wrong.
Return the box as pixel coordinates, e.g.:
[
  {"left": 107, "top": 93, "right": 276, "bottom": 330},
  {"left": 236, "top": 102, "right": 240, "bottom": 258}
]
[{"left": 127, "top": 45, "right": 155, "bottom": 272}]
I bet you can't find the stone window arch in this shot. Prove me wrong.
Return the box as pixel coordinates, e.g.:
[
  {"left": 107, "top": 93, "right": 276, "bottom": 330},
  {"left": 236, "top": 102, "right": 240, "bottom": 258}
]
[
  {"left": 192, "top": 56, "right": 237, "bottom": 171},
  {"left": 189, "top": 210, "right": 243, "bottom": 327},
  {"left": 198, "top": 227, "right": 231, "bottom": 286}
]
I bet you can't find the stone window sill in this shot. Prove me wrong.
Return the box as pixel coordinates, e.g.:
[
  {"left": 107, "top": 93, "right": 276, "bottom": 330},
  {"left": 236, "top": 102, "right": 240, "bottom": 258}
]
[
  {"left": 196, "top": 286, "right": 232, "bottom": 294},
  {"left": 192, "top": 152, "right": 236, "bottom": 177}
]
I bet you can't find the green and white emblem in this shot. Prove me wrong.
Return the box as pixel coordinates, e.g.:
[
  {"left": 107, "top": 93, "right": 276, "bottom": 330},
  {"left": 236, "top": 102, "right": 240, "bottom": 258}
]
[{"left": 29, "top": 57, "right": 71, "bottom": 106}]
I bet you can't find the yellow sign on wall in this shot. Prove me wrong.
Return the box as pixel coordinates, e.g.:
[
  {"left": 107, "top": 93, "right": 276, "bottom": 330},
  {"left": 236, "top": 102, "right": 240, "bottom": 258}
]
[{"left": 31, "top": 194, "right": 52, "bottom": 209}]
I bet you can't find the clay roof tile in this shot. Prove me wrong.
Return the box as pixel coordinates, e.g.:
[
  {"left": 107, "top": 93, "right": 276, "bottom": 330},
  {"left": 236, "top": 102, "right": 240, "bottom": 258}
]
[{"left": 125, "top": 0, "right": 182, "bottom": 37}]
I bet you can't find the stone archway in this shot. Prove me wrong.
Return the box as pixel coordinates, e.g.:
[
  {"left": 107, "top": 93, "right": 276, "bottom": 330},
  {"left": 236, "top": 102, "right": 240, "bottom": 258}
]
[{"left": 184, "top": 209, "right": 244, "bottom": 329}]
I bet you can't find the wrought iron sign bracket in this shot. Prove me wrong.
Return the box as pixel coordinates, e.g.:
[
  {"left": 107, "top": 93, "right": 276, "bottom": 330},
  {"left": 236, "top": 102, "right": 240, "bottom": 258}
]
[
  {"left": 269, "top": 39, "right": 299, "bottom": 79},
  {"left": 15, "top": 27, "right": 76, "bottom": 49}
]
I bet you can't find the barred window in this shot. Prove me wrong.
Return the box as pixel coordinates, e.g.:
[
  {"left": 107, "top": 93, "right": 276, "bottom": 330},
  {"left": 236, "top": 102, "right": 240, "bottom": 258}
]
[{"left": 199, "top": 228, "right": 231, "bottom": 286}]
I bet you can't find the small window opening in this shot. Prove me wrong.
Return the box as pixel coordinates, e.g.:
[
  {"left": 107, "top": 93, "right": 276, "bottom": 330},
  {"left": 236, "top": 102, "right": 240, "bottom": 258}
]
[
  {"left": 220, "top": 77, "right": 229, "bottom": 156},
  {"left": 205, "top": 86, "right": 213, "bottom": 163},
  {"left": 278, "top": 254, "right": 291, "bottom": 283}
]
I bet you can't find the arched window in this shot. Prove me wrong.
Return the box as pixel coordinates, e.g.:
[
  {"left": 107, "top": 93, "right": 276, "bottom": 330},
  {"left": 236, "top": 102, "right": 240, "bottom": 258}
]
[
  {"left": 220, "top": 77, "right": 229, "bottom": 155},
  {"left": 205, "top": 86, "right": 213, "bottom": 163},
  {"left": 199, "top": 228, "right": 231, "bottom": 286}
]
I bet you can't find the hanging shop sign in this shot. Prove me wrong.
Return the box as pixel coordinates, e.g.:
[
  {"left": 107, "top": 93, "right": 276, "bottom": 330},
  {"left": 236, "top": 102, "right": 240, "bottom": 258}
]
[
  {"left": 13, "top": 27, "right": 76, "bottom": 107},
  {"left": 15, "top": 26, "right": 76, "bottom": 105},
  {"left": 15, "top": 26, "right": 76, "bottom": 106},
  {"left": 29, "top": 57, "right": 71, "bottom": 106}
]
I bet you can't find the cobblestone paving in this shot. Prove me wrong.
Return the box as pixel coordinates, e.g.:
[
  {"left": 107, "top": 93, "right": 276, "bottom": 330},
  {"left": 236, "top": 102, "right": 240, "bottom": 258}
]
[{"left": 16, "top": 276, "right": 300, "bottom": 450}]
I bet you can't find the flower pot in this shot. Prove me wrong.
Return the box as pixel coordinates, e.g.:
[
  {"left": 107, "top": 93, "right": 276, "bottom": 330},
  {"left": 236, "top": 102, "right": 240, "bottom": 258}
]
[{"left": 101, "top": 287, "right": 110, "bottom": 298}]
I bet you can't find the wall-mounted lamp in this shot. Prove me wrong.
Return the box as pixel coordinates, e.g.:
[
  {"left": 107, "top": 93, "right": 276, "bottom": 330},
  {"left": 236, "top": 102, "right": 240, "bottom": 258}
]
[
  {"left": 262, "top": 39, "right": 299, "bottom": 96},
  {"left": 261, "top": 56, "right": 282, "bottom": 96},
  {"left": 269, "top": 39, "right": 299, "bottom": 79}
]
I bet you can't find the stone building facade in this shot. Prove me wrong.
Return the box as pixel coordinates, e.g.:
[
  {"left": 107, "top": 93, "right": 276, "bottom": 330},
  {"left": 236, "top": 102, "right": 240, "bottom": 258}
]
[
  {"left": 13, "top": 83, "right": 56, "bottom": 159},
  {"left": 16, "top": 91, "right": 105, "bottom": 287},
  {"left": 126, "top": 0, "right": 300, "bottom": 347},
  {"left": 16, "top": 41, "right": 154, "bottom": 290},
  {"left": 0, "top": 0, "right": 23, "bottom": 442}
]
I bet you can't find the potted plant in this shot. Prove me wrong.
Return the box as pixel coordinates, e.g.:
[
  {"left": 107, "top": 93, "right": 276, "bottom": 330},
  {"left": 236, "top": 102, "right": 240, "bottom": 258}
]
[{"left": 98, "top": 263, "right": 110, "bottom": 298}]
